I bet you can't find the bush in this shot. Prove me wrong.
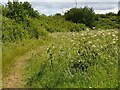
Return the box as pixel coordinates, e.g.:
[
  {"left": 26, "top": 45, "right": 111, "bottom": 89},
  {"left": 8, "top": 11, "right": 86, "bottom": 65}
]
[
  {"left": 117, "top": 10, "right": 120, "bottom": 24},
  {"left": 2, "top": 1, "right": 39, "bottom": 23},
  {"left": 64, "top": 7, "right": 96, "bottom": 28},
  {"left": 2, "top": 16, "right": 48, "bottom": 43},
  {"left": 2, "top": 17, "right": 28, "bottom": 42},
  {"left": 118, "top": 10, "right": 120, "bottom": 16},
  {"left": 69, "top": 24, "right": 88, "bottom": 32},
  {"left": 107, "top": 12, "right": 116, "bottom": 16},
  {"left": 95, "top": 16, "right": 119, "bottom": 29}
]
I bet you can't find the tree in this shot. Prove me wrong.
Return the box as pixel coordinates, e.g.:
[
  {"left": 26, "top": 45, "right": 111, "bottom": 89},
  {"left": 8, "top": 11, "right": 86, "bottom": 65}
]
[
  {"left": 107, "top": 12, "right": 116, "bottom": 16},
  {"left": 118, "top": 10, "right": 120, "bottom": 24},
  {"left": 118, "top": 10, "right": 120, "bottom": 16},
  {"left": 22, "top": 1, "right": 39, "bottom": 18},
  {"left": 54, "top": 13, "right": 62, "bottom": 16},
  {"left": 3, "top": 1, "right": 39, "bottom": 23},
  {"left": 64, "top": 7, "right": 96, "bottom": 28}
]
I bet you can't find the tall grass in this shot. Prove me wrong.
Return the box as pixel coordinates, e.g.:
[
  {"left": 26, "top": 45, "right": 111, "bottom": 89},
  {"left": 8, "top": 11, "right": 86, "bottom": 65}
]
[
  {"left": 2, "top": 37, "right": 51, "bottom": 79},
  {"left": 24, "top": 29, "right": 118, "bottom": 88}
]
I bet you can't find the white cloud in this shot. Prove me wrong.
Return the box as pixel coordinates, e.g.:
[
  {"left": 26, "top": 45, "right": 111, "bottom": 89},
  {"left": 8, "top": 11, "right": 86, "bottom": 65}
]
[
  {"left": 1, "top": 0, "right": 119, "bottom": 15},
  {"left": 1, "top": 0, "right": 120, "bottom": 2},
  {"left": 95, "top": 7, "right": 118, "bottom": 14},
  {"left": 21, "top": 0, "right": 119, "bottom": 2},
  {"left": 31, "top": 2, "right": 118, "bottom": 15}
]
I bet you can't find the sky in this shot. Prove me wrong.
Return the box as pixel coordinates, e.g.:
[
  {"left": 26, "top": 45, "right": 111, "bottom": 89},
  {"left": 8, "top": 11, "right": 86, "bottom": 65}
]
[
  {"left": 1, "top": 0, "right": 120, "bottom": 2},
  {"left": 1, "top": 0, "right": 120, "bottom": 15}
]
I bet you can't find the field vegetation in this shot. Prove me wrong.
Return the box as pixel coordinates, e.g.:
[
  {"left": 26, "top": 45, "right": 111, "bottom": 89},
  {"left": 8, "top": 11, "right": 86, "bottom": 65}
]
[{"left": 1, "top": 1, "right": 119, "bottom": 88}]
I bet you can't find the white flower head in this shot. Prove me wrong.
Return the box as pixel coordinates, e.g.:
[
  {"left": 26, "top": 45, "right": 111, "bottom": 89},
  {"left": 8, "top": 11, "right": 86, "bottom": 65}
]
[
  {"left": 92, "top": 45, "right": 96, "bottom": 48},
  {"left": 112, "top": 34, "right": 116, "bottom": 37}
]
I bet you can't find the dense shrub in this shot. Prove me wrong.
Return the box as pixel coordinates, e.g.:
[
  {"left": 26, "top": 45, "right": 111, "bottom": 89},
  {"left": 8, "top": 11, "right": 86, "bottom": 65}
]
[
  {"left": 69, "top": 24, "right": 89, "bottom": 32},
  {"left": 64, "top": 7, "right": 96, "bottom": 28},
  {"left": 118, "top": 10, "right": 120, "bottom": 16},
  {"left": 2, "top": 1, "right": 39, "bottom": 23},
  {"left": 117, "top": 10, "right": 120, "bottom": 23},
  {"left": 54, "top": 13, "right": 62, "bottom": 17},
  {"left": 2, "top": 16, "right": 48, "bottom": 42},
  {"left": 2, "top": 1, "right": 119, "bottom": 43},
  {"left": 95, "top": 16, "right": 120, "bottom": 29},
  {"left": 107, "top": 12, "right": 116, "bottom": 16},
  {"left": 2, "top": 17, "right": 28, "bottom": 42},
  {"left": 27, "top": 18, "right": 48, "bottom": 38}
]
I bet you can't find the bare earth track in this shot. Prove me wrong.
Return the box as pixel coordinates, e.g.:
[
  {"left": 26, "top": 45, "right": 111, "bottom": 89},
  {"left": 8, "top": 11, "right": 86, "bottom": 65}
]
[{"left": 3, "top": 45, "right": 47, "bottom": 88}]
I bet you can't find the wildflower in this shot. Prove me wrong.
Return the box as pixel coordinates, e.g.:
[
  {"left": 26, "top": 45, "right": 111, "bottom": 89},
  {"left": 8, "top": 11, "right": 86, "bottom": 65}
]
[
  {"left": 101, "top": 33, "right": 105, "bottom": 36},
  {"left": 86, "top": 28, "right": 89, "bottom": 31},
  {"left": 88, "top": 41, "right": 92, "bottom": 44},
  {"left": 81, "top": 33, "right": 84, "bottom": 36},
  {"left": 96, "top": 49, "right": 99, "bottom": 51},
  {"left": 63, "top": 36, "right": 65, "bottom": 38},
  {"left": 74, "top": 38, "right": 77, "bottom": 40},
  {"left": 78, "top": 60, "right": 81, "bottom": 62},
  {"left": 100, "top": 45, "right": 103, "bottom": 48},
  {"left": 108, "top": 32, "right": 111, "bottom": 35},
  {"left": 73, "top": 43, "right": 76, "bottom": 46},
  {"left": 112, "top": 34, "right": 116, "bottom": 37},
  {"left": 71, "top": 60, "right": 74, "bottom": 62},
  {"left": 112, "top": 41, "right": 116, "bottom": 44},
  {"left": 96, "top": 39, "right": 99, "bottom": 41},
  {"left": 89, "top": 86, "right": 92, "bottom": 88},
  {"left": 72, "top": 33, "right": 75, "bottom": 36},
  {"left": 92, "top": 45, "right": 96, "bottom": 48},
  {"left": 76, "top": 33, "right": 79, "bottom": 36},
  {"left": 70, "top": 40, "right": 74, "bottom": 43},
  {"left": 53, "top": 46, "right": 55, "bottom": 48}
]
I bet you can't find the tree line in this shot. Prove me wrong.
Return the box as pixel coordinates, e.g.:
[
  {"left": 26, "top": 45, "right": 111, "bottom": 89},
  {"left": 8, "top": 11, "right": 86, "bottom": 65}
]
[
  {"left": 2, "top": 1, "right": 39, "bottom": 23},
  {"left": 2, "top": 1, "right": 120, "bottom": 29}
]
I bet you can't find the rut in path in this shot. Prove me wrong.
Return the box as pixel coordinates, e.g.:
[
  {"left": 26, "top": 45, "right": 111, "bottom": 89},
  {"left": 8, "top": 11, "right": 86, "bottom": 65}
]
[{"left": 3, "top": 45, "right": 47, "bottom": 88}]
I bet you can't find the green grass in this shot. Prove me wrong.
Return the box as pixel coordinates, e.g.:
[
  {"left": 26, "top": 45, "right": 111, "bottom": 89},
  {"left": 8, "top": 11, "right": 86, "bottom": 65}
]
[
  {"left": 2, "top": 36, "right": 51, "bottom": 80},
  {"left": 2, "top": 2, "right": 119, "bottom": 88},
  {"left": 0, "top": 43, "right": 2, "bottom": 89},
  {"left": 23, "top": 29, "right": 118, "bottom": 88}
]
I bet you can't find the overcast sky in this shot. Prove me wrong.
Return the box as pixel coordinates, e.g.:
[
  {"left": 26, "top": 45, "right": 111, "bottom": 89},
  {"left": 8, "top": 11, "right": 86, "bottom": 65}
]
[
  {"left": 1, "top": 0, "right": 120, "bottom": 2},
  {"left": 1, "top": 0, "right": 120, "bottom": 15}
]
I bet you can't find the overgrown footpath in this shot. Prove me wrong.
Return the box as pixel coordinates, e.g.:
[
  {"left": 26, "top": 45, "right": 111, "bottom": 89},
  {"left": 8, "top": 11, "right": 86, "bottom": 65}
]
[
  {"left": 1, "top": 1, "right": 119, "bottom": 88},
  {"left": 3, "top": 36, "right": 52, "bottom": 88},
  {"left": 2, "top": 29, "right": 118, "bottom": 88}
]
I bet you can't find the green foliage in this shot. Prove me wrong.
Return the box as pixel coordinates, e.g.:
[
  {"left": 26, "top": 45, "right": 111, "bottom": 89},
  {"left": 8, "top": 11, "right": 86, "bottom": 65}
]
[
  {"left": 117, "top": 10, "right": 120, "bottom": 23},
  {"left": 118, "top": 10, "right": 120, "bottom": 15},
  {"left": 95, "top": 16, "right": 120, "bottom": 29},
  {"left": 27, "top": 18, "right": 48, "bottom": 38},
  {"left": 2, "top": 1, "right": 119, "bottom": 88},
  {"left": 54, "top": 13, "right": 62, "bottom": 17},
  {"left": 22, "top": 2, "right": 39, "bottom": 18},
  {"left": 99, "top": 12, "right": 117, "bottom": 19},
  {"left": 2, "top": 1, "right": 39, "bottom": 23},
  {"left": 2, "top": 38, "right": 48, "bottom": 79},
  {"left": 2, "top": 16, "right": 48, "bottom": 43},
  {"left": 106, "top": 12, "right": 116, "bottom": 16},
  {"left": 2, "top": 2, "right": 119, "bottom": 43},
  {"left": 37, "top": 15, "right": 88, "bottom": 33},
  {"left": 2, "top": 16, "right": 28, "bottom": 42},
  {"left": 24, "top": 30, "right": 118, "bottom": 88},
  {"left": 118, "top": 16, "right": 120, "bottom": 24},
  {"left": 69, "top": 23, "right": 89, "bottom": 32},
  {"left": 64, "top": 7, "right": 96, "bottom": 28}
]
